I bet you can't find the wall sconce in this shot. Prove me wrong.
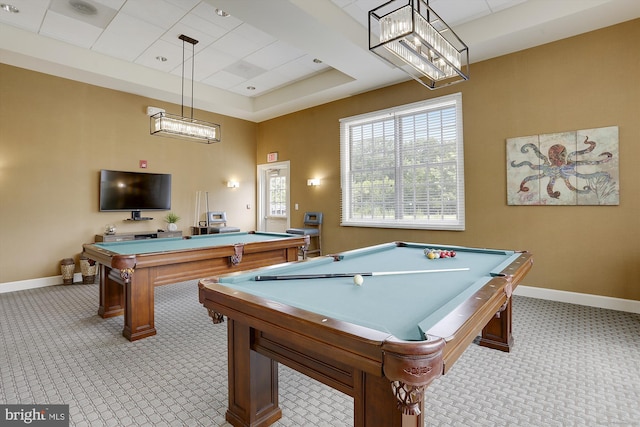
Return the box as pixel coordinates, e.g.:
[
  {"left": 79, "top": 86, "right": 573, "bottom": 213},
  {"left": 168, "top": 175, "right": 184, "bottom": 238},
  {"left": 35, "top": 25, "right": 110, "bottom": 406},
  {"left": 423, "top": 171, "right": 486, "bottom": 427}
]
[
  {"left": 307, "top": 178, "right": 321, "bottom": 186},
  {"left": 227, "top": 181, "right": 239, "bottom": 188}
]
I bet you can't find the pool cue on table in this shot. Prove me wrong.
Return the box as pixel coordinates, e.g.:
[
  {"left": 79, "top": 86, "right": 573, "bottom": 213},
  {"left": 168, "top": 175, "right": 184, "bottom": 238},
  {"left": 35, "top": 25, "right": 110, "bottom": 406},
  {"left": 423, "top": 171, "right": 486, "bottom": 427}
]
[{"left": 254, "top": 268, "right": 470, "bottom": 281}]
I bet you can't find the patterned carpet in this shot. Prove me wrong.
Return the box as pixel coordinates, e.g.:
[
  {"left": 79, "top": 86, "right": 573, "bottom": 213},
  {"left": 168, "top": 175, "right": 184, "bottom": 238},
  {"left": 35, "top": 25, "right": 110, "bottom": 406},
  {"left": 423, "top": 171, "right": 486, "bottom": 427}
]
[{"left": 1, "top": 280, "right": 638, "bottom": 426}]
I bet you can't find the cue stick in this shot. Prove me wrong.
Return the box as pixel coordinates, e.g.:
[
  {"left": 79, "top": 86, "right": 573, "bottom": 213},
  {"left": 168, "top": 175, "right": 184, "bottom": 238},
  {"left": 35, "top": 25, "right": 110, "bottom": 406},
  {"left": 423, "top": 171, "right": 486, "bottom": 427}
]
[
  {"left": 254, "top": 268, "right": 470, "bottom": 281},
  {"left": 205, "top": 191, "right": 210, "bottom": 227},
  {"left": 194, "top": 190, "right": 200, "bottom": 227}
]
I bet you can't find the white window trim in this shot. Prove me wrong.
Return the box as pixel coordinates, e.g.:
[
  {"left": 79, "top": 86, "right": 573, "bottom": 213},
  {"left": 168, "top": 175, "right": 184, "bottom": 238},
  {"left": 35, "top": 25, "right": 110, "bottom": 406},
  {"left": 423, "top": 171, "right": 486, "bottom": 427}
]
[{"left": 339, "top": 93, "right": 465, "bottom": 231}]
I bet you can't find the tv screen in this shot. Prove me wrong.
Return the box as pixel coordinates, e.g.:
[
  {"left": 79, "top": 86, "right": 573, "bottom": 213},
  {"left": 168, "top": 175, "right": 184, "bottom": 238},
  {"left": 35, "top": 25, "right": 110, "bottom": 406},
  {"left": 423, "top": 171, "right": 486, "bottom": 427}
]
[{"left": 99, "top": 170, "right": 171, "bottom": 214}]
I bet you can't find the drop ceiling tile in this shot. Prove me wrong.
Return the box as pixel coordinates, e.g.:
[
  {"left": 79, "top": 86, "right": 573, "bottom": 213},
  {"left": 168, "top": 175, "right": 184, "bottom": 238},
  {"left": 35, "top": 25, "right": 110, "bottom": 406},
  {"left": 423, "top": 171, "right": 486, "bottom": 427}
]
[
  {"left": 93, "top": 0, "right": 126, "bottom": 10},
  {"left": 0, "top": 0, "right": 49, "bottom": 33},
  {"left": 178, "top": 12, "right": 228, "bottom": 40},
  {"left": 223, "top": 60, "right": 266, "bottom": 80},
  {"left": 210, "top": 29, "right": 264, "bottom": 58},
  {"left": 244, "top": 41, "right": 305, "bottom": 71},
  {"left": 48, "top": 0, "right": 118, "bottom": 29},
  {"left": 120, "top": 0, "right": 185, "bottom": 30},
  {"left": 163, "top": 0, "right": 200, "bottom": 12},
  {"left": 429, "top": 0, "right": 491, "bottom": 25},
  {"left": 161, "top": 20, "right": 220, "bottom": 50},
  {"left": 232, "top": 22, "right": 276, "bottom": 47},
  {"left": 191, "top": 2, "right": 243, "bottom": 31},
  {"left": 349, "top": 0, "right": 385, "bottom": 25},
  {"left": 92, "top": 12, "right": 164, "bottom": 61},
  {"left": 340, "top": 3, "right": 368, "bottom": 27},
  {"left": 39, "top": 10, "right": 104, "bottom": 49},
  {"left": 135, "top": 38, "right": 184, "bottom": 72},
  {"left": 331, "top": 0, "right": 353, "bottom": 8},
  {"left": 354, "top": 0, "right": 385, "bottom": 14},
  {"left": 202, "top": 69, "right": 246, "bottom": 89},
  {"left": 338, "top": 0, "right": 421, "bottom": 28},
  {"left": 189, "top": 46, "right": 237, "bottom": 80}
]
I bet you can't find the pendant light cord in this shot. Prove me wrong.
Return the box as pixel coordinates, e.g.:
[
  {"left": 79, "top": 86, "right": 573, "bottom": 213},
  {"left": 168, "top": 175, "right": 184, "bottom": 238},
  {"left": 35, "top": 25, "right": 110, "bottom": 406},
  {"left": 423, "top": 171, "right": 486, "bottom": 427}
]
[{"left": 181, "top": 37, "right": 185, "bottom": 118}]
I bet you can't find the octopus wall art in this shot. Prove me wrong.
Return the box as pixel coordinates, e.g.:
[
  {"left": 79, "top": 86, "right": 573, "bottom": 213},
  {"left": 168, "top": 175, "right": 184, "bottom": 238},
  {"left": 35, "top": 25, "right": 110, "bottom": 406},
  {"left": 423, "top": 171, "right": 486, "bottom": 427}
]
[{"left": 507, "top": 126, "right": 619, "bottom": 205}]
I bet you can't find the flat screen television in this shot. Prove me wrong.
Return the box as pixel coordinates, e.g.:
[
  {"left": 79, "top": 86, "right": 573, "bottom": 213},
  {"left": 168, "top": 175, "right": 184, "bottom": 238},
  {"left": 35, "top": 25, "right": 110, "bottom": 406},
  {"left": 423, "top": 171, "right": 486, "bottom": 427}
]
[{"left": 99, "top": 170, "right": 172, "bottom": 220}]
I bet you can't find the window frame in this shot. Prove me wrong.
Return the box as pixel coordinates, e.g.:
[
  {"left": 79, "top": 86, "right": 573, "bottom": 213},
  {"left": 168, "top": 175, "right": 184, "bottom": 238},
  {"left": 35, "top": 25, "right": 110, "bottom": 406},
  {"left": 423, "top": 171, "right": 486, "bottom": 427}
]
[
  {"left": 267, "top": 173, "right": 287, "bottom": 218},
  {"left": 339, "top": 92, "right": 465, "bottom": 231}
]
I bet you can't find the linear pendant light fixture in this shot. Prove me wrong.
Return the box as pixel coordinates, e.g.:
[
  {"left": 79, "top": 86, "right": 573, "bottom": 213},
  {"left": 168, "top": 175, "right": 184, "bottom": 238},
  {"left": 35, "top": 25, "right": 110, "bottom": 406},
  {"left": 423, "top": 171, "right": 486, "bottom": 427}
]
[
  {"left": 369, "top": 0, "right": 469, "bottom": 90},
  {"left": 150, "top": 34, "right": 221, "bottom": 144}
]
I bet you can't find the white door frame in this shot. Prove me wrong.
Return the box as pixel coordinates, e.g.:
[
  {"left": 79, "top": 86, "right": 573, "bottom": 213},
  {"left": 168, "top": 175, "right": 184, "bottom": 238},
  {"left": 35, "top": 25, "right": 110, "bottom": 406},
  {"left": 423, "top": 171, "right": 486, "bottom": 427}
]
[{"left": 257, "top": 161, "right": 290, "bottom": 232}]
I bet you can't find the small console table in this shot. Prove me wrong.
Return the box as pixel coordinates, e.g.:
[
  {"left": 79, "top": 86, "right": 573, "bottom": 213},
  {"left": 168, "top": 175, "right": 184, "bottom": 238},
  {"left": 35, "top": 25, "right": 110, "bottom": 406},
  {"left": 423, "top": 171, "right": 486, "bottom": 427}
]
[{"left": 95, "top": 230, "right": 182, "bottom": 242}]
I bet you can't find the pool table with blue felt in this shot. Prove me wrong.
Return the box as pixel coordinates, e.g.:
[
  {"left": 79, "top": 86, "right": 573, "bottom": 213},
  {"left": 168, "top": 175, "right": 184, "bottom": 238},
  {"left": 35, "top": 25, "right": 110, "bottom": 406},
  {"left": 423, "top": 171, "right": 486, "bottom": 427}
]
[
  {"left": 82, "top": 231, "right": 309, "bottom": 341},
  {"left": 198, "top": 242, "right": 533, "bottom": 427}
]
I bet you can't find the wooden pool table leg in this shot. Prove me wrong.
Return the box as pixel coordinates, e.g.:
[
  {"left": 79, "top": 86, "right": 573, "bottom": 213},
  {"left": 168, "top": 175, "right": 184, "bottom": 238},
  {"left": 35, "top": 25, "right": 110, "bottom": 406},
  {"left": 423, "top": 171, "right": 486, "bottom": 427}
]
[
  {"left": 122, "top": 268, "right": 156, "bottom": 341},
  {"left": 98, "top": 265, "right": 124, "bottom": 318},
  {"left": 356, "top": 372, "right": 425, "bottom": 427},
  {"left": 479, "top": 297, "right": 514, "bottom": 352},
  {"left": 225, "top": 319, "right": 282, "bottom": 427}
]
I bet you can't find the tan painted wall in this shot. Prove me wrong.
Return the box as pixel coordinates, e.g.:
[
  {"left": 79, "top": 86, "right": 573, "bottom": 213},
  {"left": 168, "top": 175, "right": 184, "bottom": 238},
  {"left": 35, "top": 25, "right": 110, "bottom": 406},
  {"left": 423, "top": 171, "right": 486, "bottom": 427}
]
[
  {"left": 1, "top": 20, "right": 638, "bottom": 299},
  {"left": 0, "top": 65, "right": 257, "bottom": 284},
  {"left": 257, "top": 19, "right": 640, "bottom": 300}
]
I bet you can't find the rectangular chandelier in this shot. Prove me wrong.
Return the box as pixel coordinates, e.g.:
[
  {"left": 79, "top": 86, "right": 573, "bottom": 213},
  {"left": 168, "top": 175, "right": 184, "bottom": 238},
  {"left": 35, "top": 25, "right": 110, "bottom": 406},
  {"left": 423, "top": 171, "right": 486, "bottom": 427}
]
[
  {"left": 150, "top": 34, "right": 221, "bottom": 144},
  {"left": 369, "top": 0, "right": 469, "bottom": 90},
  {"left": 150, "top": 112, "right": 221, "bottom": 144}
]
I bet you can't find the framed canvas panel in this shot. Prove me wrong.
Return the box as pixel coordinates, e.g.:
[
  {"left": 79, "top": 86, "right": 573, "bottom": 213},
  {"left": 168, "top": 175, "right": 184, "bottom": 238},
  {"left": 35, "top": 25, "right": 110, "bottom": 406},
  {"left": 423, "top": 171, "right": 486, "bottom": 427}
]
[{"left": 507, "top": 126, "right": 619, "bottom": 206}]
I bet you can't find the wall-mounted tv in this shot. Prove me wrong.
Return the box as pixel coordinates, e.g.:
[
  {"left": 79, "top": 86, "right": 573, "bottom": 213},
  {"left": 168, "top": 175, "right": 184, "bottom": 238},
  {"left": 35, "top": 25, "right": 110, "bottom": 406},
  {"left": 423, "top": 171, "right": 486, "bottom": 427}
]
[{"left": 99, "top": 170, "right": 172, "bottom": 220}]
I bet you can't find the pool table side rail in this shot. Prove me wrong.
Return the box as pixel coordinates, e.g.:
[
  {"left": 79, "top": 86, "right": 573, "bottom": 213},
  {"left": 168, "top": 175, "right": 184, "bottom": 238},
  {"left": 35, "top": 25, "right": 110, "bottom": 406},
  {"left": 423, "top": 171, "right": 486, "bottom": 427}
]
[
  {"left": 142, "top": 236, "right": 308, "bottom": 269},
  {"left": 82, "top": 235, "right": 309, "bottom": 270},
  {"left": 396, "top": 241, "right": 516, "bottom": 255},
  {"left": 424, "top": 251, "right": 533, "bottom": 373},
  {"left": 198, "top": 278, "right": 446, "bottom": 379}
]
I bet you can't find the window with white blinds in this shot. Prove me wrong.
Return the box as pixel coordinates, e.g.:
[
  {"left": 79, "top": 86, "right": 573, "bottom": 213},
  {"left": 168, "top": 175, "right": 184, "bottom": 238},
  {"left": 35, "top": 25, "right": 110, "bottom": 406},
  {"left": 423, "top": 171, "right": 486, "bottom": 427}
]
[{"left": 340, "top": 93, "right": 465, "bottom": 230}]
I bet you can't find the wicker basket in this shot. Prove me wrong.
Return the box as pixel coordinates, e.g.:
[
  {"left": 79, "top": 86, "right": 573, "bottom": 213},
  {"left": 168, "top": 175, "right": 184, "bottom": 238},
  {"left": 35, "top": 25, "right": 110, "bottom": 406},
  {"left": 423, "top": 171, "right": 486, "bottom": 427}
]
[
  {"left": 60, "top": 258, "right": 75, "bottom": 285},
  {"left": 79, "top": 256, "right": 97, "bottom": 284}
]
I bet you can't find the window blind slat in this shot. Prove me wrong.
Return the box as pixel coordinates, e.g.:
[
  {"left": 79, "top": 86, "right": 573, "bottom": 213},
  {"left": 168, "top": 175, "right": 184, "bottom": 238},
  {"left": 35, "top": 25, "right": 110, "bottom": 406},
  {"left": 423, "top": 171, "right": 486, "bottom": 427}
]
[{"left": 340, "top": 93, "right": 465, "bottom": 231}]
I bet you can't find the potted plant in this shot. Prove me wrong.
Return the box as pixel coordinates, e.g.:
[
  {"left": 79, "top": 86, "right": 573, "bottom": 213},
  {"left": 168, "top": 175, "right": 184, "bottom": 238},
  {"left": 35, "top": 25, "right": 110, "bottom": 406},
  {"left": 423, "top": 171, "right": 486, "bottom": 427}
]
[{"left": 164, "top": 212, "right": 180, "bottom": 231}]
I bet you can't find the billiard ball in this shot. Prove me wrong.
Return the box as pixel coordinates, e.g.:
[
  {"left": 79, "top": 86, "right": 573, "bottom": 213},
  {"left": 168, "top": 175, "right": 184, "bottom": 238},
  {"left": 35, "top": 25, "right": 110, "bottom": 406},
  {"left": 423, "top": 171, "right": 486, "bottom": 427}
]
[{"left": 353, "top": 274, "right": 364, "bottom": 286}]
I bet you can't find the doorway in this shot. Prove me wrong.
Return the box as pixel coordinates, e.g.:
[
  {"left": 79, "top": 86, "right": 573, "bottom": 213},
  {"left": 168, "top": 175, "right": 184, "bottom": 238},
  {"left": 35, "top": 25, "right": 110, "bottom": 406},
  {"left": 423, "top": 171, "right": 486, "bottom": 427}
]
[{"left": 257, "top": 161, "right": 290, "bottom": 232}]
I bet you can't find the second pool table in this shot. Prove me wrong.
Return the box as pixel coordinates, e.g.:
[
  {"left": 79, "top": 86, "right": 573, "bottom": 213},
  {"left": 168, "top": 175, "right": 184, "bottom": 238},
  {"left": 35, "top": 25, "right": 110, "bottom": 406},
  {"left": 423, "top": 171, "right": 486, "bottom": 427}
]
[
  {"left": 82, "top": 231, "right": 309, "bottom": 341},
  {"left": 199, "top": 241, "right": 533, "bottom": 427}
]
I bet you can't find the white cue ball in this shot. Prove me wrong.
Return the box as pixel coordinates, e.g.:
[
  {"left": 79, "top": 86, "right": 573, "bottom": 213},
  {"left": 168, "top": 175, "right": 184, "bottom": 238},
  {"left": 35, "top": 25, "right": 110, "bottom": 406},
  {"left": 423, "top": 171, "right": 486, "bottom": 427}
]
[{"left": 353, "top": 274, "right": 364, "bottom": 286}]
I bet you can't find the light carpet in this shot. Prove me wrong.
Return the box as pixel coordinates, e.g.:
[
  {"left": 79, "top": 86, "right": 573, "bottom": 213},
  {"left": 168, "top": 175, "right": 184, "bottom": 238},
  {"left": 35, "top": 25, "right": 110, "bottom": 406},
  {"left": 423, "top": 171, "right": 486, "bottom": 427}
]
[{"left": 1, "top": 281, "right": 638, "bottom": 426}]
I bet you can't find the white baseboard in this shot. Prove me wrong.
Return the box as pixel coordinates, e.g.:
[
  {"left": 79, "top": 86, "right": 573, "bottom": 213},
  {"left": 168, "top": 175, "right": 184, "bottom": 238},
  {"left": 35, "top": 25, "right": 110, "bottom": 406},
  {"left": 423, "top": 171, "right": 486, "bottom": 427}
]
[
  {"left": 514, "top": 285, "right": 640, "bottom": 314},
  {"left": 0, "top": 273, "right": 84, "bottom": 294},
  {"left": 1, "top": 277, "right": 639, "bottom": 314}
]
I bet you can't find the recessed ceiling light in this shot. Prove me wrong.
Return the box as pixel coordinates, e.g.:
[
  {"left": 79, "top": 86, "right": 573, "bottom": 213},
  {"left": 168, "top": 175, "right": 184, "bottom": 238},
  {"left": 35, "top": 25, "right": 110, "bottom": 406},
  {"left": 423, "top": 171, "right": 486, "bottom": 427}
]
[
  {"left": 215, "top": 9, "right": 229, "bottom": 17},
  {"left": 156, "top": 56, "right": 167, "bottom": 62},
  {"left": 69, "top": 0, "right": 98, "bottom": 16},
  {"left": 0, "top": 3, "right": 19, "bottom": 13}
]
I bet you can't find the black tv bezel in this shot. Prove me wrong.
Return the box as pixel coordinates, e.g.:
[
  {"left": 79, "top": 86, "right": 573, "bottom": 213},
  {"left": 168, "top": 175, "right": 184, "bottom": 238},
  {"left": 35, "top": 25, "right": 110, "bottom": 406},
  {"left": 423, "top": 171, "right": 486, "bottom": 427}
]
[{"left": 99, "top": 169, "right": 172, "bottom": 217}]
